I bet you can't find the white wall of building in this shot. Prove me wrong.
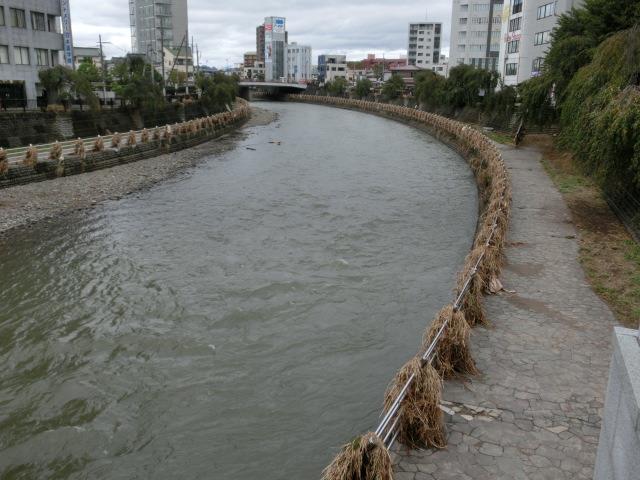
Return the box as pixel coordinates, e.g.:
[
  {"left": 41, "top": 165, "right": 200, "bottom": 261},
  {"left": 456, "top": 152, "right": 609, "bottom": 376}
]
[
  {"left": 498, "top": 0, "right": 583, "bottom": 86},
  {"left": 407, "top": 22, "right": 442, "bottom": 69},
  {"left": 286, "top": 42, "right": 311, "bottom": 83},
  {"left": 0, "top": 0, "right": 64, "bottom": 102},
  {"left": 449, "top": 0, "right": 504, "bottom": 71},
  {"left": 318, "top": 54, "right": 347, "bottom": 83}
]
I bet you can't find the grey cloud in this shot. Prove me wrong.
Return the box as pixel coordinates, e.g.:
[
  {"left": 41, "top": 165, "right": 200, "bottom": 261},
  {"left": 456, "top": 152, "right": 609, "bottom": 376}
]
[{"left": 70, "top": 0, "right": 452, "bottom": 67}]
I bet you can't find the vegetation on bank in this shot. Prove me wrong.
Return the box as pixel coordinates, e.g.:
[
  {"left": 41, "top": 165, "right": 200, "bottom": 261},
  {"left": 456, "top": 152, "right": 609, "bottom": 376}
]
[{"left": 37, "top": 57, "right": 239, "bottom": 115}]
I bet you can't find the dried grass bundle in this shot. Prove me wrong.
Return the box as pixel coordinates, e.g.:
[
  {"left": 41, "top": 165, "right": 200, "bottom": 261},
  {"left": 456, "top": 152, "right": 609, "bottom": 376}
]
[
  {"left": 93, "top": 136, "right": 104, "bottom": 152},
  {"left": 383, "top": 357, "right": 445, "bottom": 449},
  {"left": 152, "top": 127, "right": 161, "bottom": 141},
  {"left": 111, "top": 132, "right": 121, "bottom": 149},
  {"left": 0, "top": 148, "right": 8, "bottom": 175},
  {"left": 55, "top": 156, "right": 64, "bottom": 177},
  {"left": 141, "top": 129, "right": 150, "bottom": 143},
  {"left": 49, "top": 141, "right": 63, "bottom": 161},
  {"left": 126, "top": 130, "right": 137, "bottom": 147},
  {"left": 73, "top": 138, "right": 85, "bottom": 159},
  {"left": 23, "top": 145, "right": 38, "bottom": 167},
  {"left": 321, "top": 432, "right": 392, "bottom": 480},
  {"left": 422, "top": 305, "right": 477, "bottom": 378},
  {"left": 456, "top": 247, "right": 488, "bottom": 327}
]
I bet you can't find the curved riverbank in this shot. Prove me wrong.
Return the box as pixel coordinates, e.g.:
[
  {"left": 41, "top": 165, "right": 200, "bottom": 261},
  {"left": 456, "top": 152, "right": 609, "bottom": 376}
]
[{"left": 0, "top": 107, "right": 276, "bottom": 237}]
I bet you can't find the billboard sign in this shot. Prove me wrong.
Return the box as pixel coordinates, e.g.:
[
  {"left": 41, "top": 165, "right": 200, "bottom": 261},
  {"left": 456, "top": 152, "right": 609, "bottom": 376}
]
[
  {"left": 264, "top": 27, "right": 272, "bottom": 64},
  {"left": 273, "top": 17, "right": 285, "bottom": 34},
  {"left": 60, "top": 0, "right": 74, "bottom": 68}
]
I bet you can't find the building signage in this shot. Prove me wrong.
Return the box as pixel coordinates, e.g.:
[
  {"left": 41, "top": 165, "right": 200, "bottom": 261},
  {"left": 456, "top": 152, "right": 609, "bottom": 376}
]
[
  {"left": 60, "top": 0, "right": 74, "bottom": 68},
  {"left": 273, "top": 17, "right": 285, "bottom": 34}
]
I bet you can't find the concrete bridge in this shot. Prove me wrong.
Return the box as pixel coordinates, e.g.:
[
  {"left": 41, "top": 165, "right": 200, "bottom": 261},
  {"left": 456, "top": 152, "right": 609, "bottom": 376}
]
[{"left": 238, "top": 81, "right": 307, "bottom": 100}]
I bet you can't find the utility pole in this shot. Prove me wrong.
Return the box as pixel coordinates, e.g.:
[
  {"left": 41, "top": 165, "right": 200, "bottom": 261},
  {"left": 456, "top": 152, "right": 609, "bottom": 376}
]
[
  {"left": 184, "top": 32, "right": 190, "bottom": 95},
  {"left": 98, "top": 35, "right": 108, "bottom": 107},
  {"left": 160, "top": 27, "right": 166, "bottom": 97}
]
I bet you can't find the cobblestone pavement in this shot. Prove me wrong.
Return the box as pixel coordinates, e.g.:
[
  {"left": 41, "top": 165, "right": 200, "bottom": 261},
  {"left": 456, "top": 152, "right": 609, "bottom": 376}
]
[{"left": 393, "top": 143, "right": 618, "bottom": 479}]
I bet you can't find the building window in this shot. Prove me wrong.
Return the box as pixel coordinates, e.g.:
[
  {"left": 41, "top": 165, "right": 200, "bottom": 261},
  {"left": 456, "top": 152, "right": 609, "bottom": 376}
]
[
  {"left": 509, "top": 16, "right": 522, "bottom": 32},
  {"left": 537, "top": 2, "right": 555, "bottom": 19},
  {"left": 458, "top": 31, "right": 467, "bottom": 39},
  {"left": 532, "top": 57, "right": 544, "bottom": 73},
  {"left": 459, "top": 18, "right": 468, "bottom": 25},
  {"left": 512, "top": 0, "right": 523, "bottom": 14},
  {"left": 14, "top": 46, "right": 30, "bottom": 65},
  {"left": 10, "top": 8, "right": 26, "bottom": 28},
  {"left": 460, "top": 4, "right": 469, "bottom": 11},
  {"left": 0, "top": 7, "right": 5, "bottom": 26},
  {"left": 0, "top": 45, "right": 8, "bottom": 64},
  {"left": 534, "top": 30, "right": 552, "bottom": 45},
  {"left": 473, "top": 3, "right": 490, "bottom": 11},
  {"left": 507, "top": 40, "right": 519, "bottom": 53},
  {"left": 31, "top": 11, "right": 46, "bottom": 31},
  {"left": 35, "top": 48, "right": 48, "bottom": 66},
  {"left": 458, "top": 44, "right": 466, "bottom": 51},
  {"left": 505, "top": 62, "right": 518, "bottom": 76}
]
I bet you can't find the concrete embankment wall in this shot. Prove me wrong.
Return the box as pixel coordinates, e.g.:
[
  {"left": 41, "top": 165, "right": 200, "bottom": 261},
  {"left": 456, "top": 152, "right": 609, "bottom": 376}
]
[
  {"left": 0, "top": 101, "right": 250, "bottom": 190},
  {"left": 594, "top": 327, "right": 640, "bottom": 480}
]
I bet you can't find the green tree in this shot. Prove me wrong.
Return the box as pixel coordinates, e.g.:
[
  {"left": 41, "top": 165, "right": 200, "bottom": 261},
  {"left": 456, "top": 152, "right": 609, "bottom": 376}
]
[
  {"left": 414, "top": 71, "right": 447, "bottom": 109},
  {"left": 38, "top": 66, "right": 75, "bottom": 105},
  {"left": 111, "top": 56, "right": 164, "bottom": 110},
  {"left": 382, "top": 74, "right": 405, "bottom": 100},
  {"left": 354, "top": 78, "right": 372, "bottom": 99},
  {"left": 168, "top": 70, "right": 187, "bottom": 88},
  {"left": 76, "top": 58, "right": 101, "bottom": 83},
  {"left": 197, "top": 73, "right": 238, "bottom": 113},
  {"left": 446, "top": 65, "right": 499, "bottom": 109},
  {"left": 326, "top": 77, "right": 348, "bottom": 96}
]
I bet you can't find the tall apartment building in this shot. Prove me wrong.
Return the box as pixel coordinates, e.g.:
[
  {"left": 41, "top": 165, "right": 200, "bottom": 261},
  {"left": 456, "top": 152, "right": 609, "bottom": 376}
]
[
  {"left": 129, "top": 0, "right": 188, "bottom": 65},
  {"left": 0, "top": 0, "right": 66, "bottom": 105},
  {"left": 498, "top": 0, "right": 582, "bottom": 85},
  {"left": 263, "top": 16, "right": 287, "bottom": 81},
  {"left": 244, "top": 51, "right": 257, "bottom": 68},
  {"left": 449, "top": 0, "right": 504, "bottom": 71},
  {"left": 407, "top": 22, "right": 442, "bottom": 69},
  {"left": 256, "top": 24, "right": 265, "bottom": 63},
  {"left": 286, "top": 42, "right": 312, "bottom": 83},
  {"left": 317, "top": 54, "right": 347, "bottom": 83}
]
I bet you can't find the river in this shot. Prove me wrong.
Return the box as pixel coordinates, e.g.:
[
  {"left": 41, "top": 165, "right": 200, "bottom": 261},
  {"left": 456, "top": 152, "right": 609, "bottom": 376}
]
[{"left": 0, "top": 102, "right": 477, "bottom": 479}]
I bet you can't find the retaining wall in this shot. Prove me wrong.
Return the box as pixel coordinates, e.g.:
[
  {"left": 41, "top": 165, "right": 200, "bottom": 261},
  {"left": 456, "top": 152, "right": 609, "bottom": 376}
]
[
  {"left": 0, "top": 101, "right": 250, "bottom": 189},
  {"left": 594, "top": 327, "right": 640, "bottom": 480}
]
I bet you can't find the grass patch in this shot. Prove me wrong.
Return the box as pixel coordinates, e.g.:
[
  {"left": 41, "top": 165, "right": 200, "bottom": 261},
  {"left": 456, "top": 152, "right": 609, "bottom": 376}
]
[
  {"left": 533, "top": 134, "right": 640, "bottom": 328},
  {"left": 482, "top": 129, "right": 514, "bottom": 145}
]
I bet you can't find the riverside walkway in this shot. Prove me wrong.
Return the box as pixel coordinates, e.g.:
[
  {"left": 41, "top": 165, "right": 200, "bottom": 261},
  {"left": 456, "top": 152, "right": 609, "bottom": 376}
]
[{"left": 394, "top": 142, "right": 617, "bottom": 479}]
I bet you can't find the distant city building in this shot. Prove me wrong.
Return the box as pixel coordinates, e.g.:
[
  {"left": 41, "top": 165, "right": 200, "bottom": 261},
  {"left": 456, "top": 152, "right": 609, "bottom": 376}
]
[
  {"left": 286, "top": 43, "right": 312, "bottom": 83},
  {"left": 198, "top": 65, "right": 218, "bottom": 77},
  {"left": 407, "top": 23, "right": 442, "bottom": 69},
  {"left": 262, "top": 16, "right": 287, "bottom": 81},
  {"left": 318, "top": 54, "right": 347, "bottom": 83},
  {"left": 449, "top": 0, "right": 503, "bottom": 71},
  {"left": 256, "top": 25, "right": 265, "bottom": 63},
  {"left": 498, "top": 0, "right": 583, "bottom": 85},
  {"left": 389, "top": 65, "right": 423, "bottom": 90},
  {"left": 129, "top": 0, "right": 188, "bottom": 66},
  {"left": 362, "top": 53, "right": 407, "bottom": 71},
  {"left": 244, "top": 51, "right": 257, "bottom": 68},
  {"left": 434, "top": 54, "right": 449, "bottom": 77},
  {"left": 162, "top": 46, "right": 193, "bottom": 83},
  {"left": 243, "top": 61, "right": 265, "bottom": 80},
  {"left": 73, "top": 46, "right": 101, "bottom": 69},
  {"left": 0, "top": 0, "right": 65, "bottom": 105}
]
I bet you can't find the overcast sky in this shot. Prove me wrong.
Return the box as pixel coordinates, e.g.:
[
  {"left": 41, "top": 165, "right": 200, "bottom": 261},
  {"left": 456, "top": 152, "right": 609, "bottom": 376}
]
[{"left": 69, "top": 0, "right": 452, "bottom": 68}]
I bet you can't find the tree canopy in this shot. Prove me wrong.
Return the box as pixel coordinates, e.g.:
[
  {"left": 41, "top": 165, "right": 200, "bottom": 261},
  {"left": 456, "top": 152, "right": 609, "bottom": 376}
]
[
  {"left": 354, "top": 78, "right": 372, "bottom": 99},
  {"left": 197, "top": 73, "right": 238, "bottom": 113},
  {"left": 111, "top": 56, "right": 164, "bottom": 110},
  {"left": 382, "top": 74, "right": 405, "bottom": 100}
]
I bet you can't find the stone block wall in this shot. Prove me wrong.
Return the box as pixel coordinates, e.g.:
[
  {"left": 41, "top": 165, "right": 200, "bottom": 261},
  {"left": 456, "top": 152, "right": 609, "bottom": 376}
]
[{"left": 594, "top": 327, "right": 640, "bottom": 480}]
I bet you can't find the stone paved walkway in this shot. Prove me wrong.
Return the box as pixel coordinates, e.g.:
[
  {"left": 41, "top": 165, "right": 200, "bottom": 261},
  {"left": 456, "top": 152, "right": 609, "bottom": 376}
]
[{"left": 393, "top": 143, "right": 618, "bottom": 479}]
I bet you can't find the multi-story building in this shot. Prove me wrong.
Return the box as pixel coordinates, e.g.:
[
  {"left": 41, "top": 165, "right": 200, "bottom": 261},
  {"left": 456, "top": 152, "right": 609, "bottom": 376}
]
[
  {"left": 243, "top": 51, "right": 257, "bottom": 68},
  {"left": 73, "top": 46, "right": 101, "bottom": 69},
  {"left": 129, "top": 0, "right": 188, "bottom": 65},
  {"left": 263, "top": 16, "right": 287, "bottom": 81},
  {"left": 407, "top": 22, "right": 442, "bottom": 69},
  {"left": 498, "top": 0, "right": 582, "bottom": 85},
  {"left": 256, "top": 25, "right": 265, "bottom": 63},
  {"left": 449, "top": 0, "right": 503, "bottom": 71},
  {"left": 286, "top": 42, "right": 311, "bottom": 83},
  {"left": 317, "top": 54, "right": 347, "bottom": 83},
  {"left": 362, "top": 53, "right": 407, "bottom": 71},
  {"left": 0, "top": 0, "right": 66, "bottom": 105}
]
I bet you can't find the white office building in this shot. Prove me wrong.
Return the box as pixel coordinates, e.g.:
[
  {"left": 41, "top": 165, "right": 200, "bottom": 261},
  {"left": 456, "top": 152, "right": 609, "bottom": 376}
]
[
  {"left": 407, "top": 22, "right": 443, "bottom": 70},
  {"left": 286, "top": 42, "right": 312, "bottom": 83},
  {"left": 449, "top": 0, "right": 504, "bottom": 71},
  {"left": 129, "top": 0, "right": 188, "bottom": 65},
  {"left": 317, "top": 54, "right": 347, "bottom": 83},
  {"left": 0, "top": 0, "right": 66, "bottom": 105},
  {"left": 498, "top": 0, "right": 583, "bottom": 85}
]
